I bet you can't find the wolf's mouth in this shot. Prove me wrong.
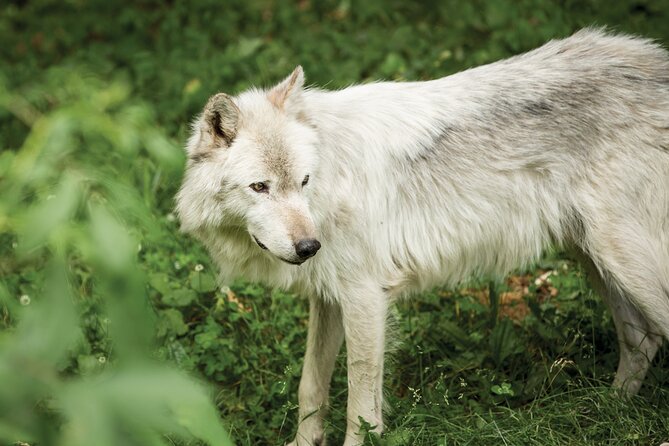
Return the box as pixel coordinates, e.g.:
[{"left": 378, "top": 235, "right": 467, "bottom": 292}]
[
  {"left": 253, "top": 235, "right": 268, "bottom": 250},
  {"left": 252, "top": 235, "right": 306, "bottom": 266},
  {"left": 278, "top": 257, "right": 305, "bottom": 266}
]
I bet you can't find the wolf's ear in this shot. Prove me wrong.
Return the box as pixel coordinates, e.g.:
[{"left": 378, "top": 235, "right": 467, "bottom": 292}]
[
  {"left": 202, "top": 93, "right": 240, "bottom": 147},
  {"left": 268, "top": 66, "right": 304, "bottom": 110}
]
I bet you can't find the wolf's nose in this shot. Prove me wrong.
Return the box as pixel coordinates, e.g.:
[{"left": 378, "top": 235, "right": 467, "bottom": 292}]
[{"left": 295, "top": 238, "right": 321, "bottom": 259}]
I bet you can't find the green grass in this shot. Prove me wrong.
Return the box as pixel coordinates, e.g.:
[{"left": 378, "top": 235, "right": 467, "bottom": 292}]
[
  {"left": 382, "top": 386, "right": 669, "bottom": 445},
  {"left": 1, "top": 1, "right": 669, "bottom": 445},
  {"left": 211, "top": 259, "right": 669, "bottom": 445}
]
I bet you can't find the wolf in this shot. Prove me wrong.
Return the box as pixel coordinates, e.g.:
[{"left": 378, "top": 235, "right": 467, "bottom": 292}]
[{"left": 176, "top": 28, "right": 669, "bottom": 445}]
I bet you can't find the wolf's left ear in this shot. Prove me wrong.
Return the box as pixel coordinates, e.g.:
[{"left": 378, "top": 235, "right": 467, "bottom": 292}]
[{"left": 268, "top": 66, "right": 304, "bottom": 110}]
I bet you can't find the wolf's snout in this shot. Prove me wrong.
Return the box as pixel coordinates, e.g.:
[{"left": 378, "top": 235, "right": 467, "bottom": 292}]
[{"left": 295, "top": 238, "right": 321, "bottom": 259}]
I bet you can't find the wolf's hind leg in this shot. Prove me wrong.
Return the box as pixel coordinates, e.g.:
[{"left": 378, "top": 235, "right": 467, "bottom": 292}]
[
  {"left": 580, "top": 241, "right": 666, "bottom": 396},
  {"left": 591, "top": 267, "right": 662, "bottom": 395},
  {"left": 290, "top": 298, "right": 344, "bottom": 446}
]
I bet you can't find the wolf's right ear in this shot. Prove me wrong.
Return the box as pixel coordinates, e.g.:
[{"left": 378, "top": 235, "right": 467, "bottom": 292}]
[
  {"left": 187, "top": 93, "right": 240, "bottom": 162},
  {"left": 201, "top": 93, "right": 240, "bottom": 149}
]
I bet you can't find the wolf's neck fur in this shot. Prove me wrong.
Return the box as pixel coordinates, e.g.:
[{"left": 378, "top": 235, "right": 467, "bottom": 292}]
[{"left": 302, "top": 81, "right": 450, "bottom": 163}]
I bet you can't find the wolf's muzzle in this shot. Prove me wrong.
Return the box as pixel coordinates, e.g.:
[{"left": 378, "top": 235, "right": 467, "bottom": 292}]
[{"left": 295, "top": 238, "right": 321, "bottom": 260}]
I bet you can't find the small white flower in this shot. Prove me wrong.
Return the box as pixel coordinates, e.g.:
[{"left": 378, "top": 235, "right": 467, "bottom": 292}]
[
  {"left": 98, "top": 355, "right": 107, "bottom": 364},
  {"left": 194, "top": 264, "right": 204, "bottom": 272},
  {"left": 443, "top": 389, "right": 450, "bottom": 406},
  {"left": 174, "top": 261, "right": 182, "bottom": 270},
  {"left": 166, "top": 212, "right": 176, "bottom": 222},
  {"left": 19, "top": 295, "right": 30, "bottom": 306},
  {"left": 535, "top": 271, "right": 554, "bottom": 287},
  {"left": 137, "top": 243, "right": 142, "bottom": 253},
  {"left": 11, "top": 242, "right": 18, "bottom": 249}
]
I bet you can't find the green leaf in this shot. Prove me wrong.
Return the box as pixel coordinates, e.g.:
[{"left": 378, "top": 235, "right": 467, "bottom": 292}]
[
  {"left": 491, "top": 382, "right": 515, "bottom": 396},
  {"left": 88, "top": 203, "right": 136, "bottom": 272},
  {"left": 379, "top": 52, "right": 405, "bottom": 77},
  {"left": 142, "top": 129, "right": 183, "bottom": 172},
  {"left": 190, "top": 272, "right": 217, "bottom": 293},
  {"left": 77, "top": 354, "right": 102, "bottom": 376},
  {"left": 157, "top": 309, "right": 189, "bottom": 337},
  {"left": 59, "top": 365, "right": 232, "bottom": 446},
  {"left": 236, "top": 37, "right": 263, "bottom": 58},
  {"left": 163, "top": 289, "right": 197, "bottom": 307},
  {"left": 17, "top": 173, "right": 82, "bottom": 253},
  {"left": 440, "top": 320, "right": 475, "bottom": 348},
  {"left": 148, "top": 272, "right": 172, "bottom": 295},
  {"left": 489, "top": 318, "right": 523, "bottom": 366}
]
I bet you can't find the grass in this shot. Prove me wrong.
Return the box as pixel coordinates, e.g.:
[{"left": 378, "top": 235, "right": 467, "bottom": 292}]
[
  {"left": 1, "top": 1, "right": 669, "bottom": 445},
  {"left": 215, "top": 259, "right": 669, "bottom": 445},
  {"left": 394, "top": 386, "right": 669, "bottom": 445}
]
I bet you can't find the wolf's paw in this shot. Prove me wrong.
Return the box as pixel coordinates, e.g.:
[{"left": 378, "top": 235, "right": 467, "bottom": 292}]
[{"left": 286, "top": 433, "right": 325, "bottom": 446}]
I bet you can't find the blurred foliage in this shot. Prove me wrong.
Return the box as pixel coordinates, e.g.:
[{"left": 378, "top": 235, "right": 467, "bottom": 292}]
[
  {"left": 1, "top": 0, "right": 669, "bottom": 445},
  {"left": 0, "top": 62, "right": 230, "bottom": 444}
]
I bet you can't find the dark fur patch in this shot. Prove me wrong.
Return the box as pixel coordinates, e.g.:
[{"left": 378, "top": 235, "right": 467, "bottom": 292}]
[
  {"left": 412, "top": 125, "right": 458, "bottom": 163},
  {"left": 189, "top": 151, "right": 212, "bottom": 163},
  {"left": 209, "top": 111, "right": 233, "bottom": 145},
  {"left": 610, "top": 64, "right": 669, "bottom": 86},
  {"left": 408, "top": 77, "right": 610, "bottom": 168},
  {"left": 523, "top": 100, "right": 553, "bottom": 115}
]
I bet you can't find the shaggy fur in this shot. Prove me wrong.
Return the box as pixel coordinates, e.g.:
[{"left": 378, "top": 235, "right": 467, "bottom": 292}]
[{"left": 176, "top": 29, "right": 669, "bottom": 445}]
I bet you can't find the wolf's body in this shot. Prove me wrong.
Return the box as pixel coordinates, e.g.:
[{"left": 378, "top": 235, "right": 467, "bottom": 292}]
[{"left": 176, "top": 29, "right": 669, "bottom": 445}]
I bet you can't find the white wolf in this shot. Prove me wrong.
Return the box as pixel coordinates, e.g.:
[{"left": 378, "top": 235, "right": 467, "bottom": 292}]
[{"left": 176, "top": 29, "right": 669, "bottom": 445}]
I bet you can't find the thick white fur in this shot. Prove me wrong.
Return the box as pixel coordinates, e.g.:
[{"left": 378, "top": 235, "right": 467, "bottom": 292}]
[{"left": 176, "top": 29, "right": 669, "bottom": 445}]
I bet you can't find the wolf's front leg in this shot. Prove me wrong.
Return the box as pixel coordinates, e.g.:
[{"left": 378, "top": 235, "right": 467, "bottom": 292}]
[
  {"left": 289, "top": 297, "right": 344, "bottom": 446},
  {"left": 341, "top": 284, "right": 387, "bottom": 446}
]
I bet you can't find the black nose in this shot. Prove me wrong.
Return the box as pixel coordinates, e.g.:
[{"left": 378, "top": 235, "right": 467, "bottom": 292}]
[{"left": 295, "top": 238, "right": 321, "bottom": 259}]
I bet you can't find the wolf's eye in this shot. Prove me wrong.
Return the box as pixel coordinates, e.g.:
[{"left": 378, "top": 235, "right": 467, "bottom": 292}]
[
  {"left": 249, "top": 182, "right": 268, "bottom": 193},
  {"left": 301, "top": 175, "right": 310, "bottom": 187}
]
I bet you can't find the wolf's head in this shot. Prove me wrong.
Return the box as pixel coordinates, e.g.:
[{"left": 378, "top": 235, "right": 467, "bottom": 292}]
[{"left": 176, "top": 67, "right": 321, "bottom": 265}]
